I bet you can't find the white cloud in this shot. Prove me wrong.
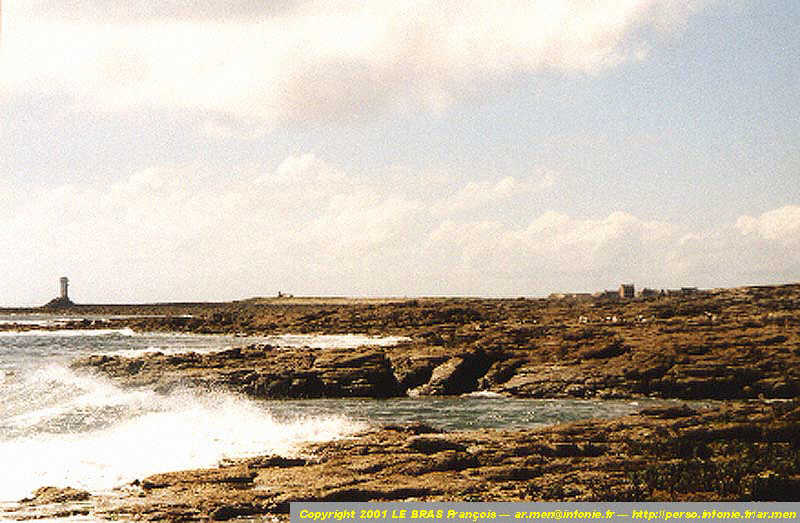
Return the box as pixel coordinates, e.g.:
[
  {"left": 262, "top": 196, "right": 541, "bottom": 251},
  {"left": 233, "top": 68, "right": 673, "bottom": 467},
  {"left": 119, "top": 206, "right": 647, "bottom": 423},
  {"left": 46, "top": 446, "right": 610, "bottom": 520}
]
[
  {"left": 19, "top": 0, "right": 302, "bottom": 23},
  {"left": 735, "top": 205, "right": 800, "bottom": 244},
  {"left": 1, "top": 154, "right": 796, "bottom": 304},
  {"left": 442, "top": 172, "right": 556, "bottom": 213},
  {"left": 1, "top": 0, "right": 709, "bottom": 124},
  {"left": 427, "top": 210, "right": 678, "bottom": 290}
]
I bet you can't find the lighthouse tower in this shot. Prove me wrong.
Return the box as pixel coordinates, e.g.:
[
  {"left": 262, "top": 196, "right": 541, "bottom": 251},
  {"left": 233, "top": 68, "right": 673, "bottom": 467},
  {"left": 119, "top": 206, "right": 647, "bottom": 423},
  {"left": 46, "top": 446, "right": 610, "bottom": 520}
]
[
  {"left": 44, "top": 277, "right": 74, "bottom": 308},
  {"left": 60, "top": 277, "right": 69, "bottom": 301}
]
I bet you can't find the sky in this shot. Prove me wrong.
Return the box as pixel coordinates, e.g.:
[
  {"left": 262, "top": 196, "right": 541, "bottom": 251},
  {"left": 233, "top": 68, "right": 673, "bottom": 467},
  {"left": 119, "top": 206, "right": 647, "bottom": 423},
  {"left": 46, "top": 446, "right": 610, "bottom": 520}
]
[{"left": 0, "top": 0, "right": 798, "bottom": 305}]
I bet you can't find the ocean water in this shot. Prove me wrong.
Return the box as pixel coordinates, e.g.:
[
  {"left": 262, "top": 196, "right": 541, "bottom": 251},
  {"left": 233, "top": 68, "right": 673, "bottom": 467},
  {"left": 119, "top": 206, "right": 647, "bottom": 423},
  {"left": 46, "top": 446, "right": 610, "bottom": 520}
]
[{"left": 0, "top": 315, "right": 681, "bottom": 503}]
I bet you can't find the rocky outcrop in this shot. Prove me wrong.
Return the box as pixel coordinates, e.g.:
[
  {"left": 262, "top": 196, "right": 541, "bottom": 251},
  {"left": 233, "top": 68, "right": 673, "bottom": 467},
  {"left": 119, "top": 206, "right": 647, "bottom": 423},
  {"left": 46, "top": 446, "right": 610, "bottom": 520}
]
[
  {"left": 21, "top": 486, "right": 90, "bottom": 504},
  {"left": 11, "top": 401, "right": 798, "bottom": 521},
  {"left": 407, "top": 350, "right": 494, "bottom": 396},
  {"left": 42, "top": 296, "right": 75, "bottom": 309},
  {"left": 73, "top": 322, "right": 800, "bottom": 402},
  {"left": 73, "top": 346, "right": 402, "bottom": 399},
  {"left": 8, "top": 487, "right": 92, "bottom": 521}
]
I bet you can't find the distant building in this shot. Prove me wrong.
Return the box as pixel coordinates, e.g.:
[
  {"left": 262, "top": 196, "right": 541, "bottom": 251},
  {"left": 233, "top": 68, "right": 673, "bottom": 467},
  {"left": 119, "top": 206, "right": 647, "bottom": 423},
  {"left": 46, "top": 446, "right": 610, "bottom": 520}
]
[
  {"left": 638, "top": 287, "right": 661, "bottom": 298},
  {"left": 593, "top": 290, "right": 620, "bottom": 302},
  {"left": 619, "top": 283, "right": 635, "bottom": 299},
  {"left": 551, "top": 283, "right": 700, "bottom": 303}
]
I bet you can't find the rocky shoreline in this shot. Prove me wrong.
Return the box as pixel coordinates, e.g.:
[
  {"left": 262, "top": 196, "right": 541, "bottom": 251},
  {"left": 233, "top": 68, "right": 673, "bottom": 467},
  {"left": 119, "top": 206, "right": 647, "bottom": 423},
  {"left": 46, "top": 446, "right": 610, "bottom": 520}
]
[
  {"left": 10, "top": 401, "right": 800, "bottom": 521},
  {"left": 3, "top": 283, "right": 800, "bottom": 520},
  {"left": 70, "top": 285, "right": 800, "bottom": 401}
]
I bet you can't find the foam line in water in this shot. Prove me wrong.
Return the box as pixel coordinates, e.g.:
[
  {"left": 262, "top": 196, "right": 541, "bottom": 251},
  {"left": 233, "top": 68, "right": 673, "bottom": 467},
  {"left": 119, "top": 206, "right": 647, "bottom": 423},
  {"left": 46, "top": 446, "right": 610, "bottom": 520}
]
[
  {"left": 460, "top": 390, "right": 506, "bottom": 399},
  {"left": 258, "top": 334, "right": 411, "bottom": 348},
  {"left": 95, "top": 333, "right": 411, "bottom": 358},
  {"left": 0, "top": 320, "right": 54, "bottom": 326},
  {"left": 0, "top": 328, "right": 136, "bottom": 338}
]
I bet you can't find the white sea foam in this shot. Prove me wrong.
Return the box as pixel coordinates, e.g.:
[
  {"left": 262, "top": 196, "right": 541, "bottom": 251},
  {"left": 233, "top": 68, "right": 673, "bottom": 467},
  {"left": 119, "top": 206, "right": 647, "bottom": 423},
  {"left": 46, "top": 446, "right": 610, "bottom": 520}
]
[
  {"left": 124, "top": 332, "right": 410, "bottom": 348},
  {"left": 98, "top": 333, "right": 410, "bottom": 358},
  {"left": 0, "top": 366, "right": 365, "bottom": 502},
  {"left": 0, "top": 328, "right": 136, "bottom": 338},
  {"left": 0, "top": 319, "right": 54, "bottom": 326},
  {"left": 460, "top": 390, "right": 506, "bottom": 399},
  {"left": 259, "top": 333, "right": 411, "bottom": 349}
]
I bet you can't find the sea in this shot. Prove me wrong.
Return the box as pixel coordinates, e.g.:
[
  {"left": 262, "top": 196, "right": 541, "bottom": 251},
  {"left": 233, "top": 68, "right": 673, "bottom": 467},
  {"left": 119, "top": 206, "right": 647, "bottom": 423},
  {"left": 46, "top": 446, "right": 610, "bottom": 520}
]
[{"left": 0, "top": 313, "right": 686, "bottom": 504}]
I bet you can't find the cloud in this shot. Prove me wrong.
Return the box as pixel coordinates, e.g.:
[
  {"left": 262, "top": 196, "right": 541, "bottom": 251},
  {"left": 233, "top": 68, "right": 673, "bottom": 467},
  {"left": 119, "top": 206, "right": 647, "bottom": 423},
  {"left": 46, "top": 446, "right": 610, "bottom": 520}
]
[
  {"left": 18, "top": 0, "right": 302, "bottom": 23},
  {"left": 427, "top": 207, "right": 799, "bottom": 295},
  {"left": 442, "top": 172, "right": 556, "bottom": 213},
  {"left": 1, "top": 0, "right": 709, "bottom": 124},
  {"left": 735, "top": 205, "right": 800, "bottom": 244},
  {"left": 0, "top": 155, "right": 427, "bottom": 302},
  {"left": 427, "top": 210, "right": 678, "bottom": 291},
  {"left": 1, "top": 154, "right": 797, "bottom": 305}
]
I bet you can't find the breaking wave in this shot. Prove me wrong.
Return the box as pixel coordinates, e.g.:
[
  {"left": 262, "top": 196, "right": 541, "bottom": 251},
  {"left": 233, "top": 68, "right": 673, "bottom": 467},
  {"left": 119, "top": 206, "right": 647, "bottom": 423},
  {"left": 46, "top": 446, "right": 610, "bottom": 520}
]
[{"left": 0, "top": 365, "right": 364, "bottom": 501}]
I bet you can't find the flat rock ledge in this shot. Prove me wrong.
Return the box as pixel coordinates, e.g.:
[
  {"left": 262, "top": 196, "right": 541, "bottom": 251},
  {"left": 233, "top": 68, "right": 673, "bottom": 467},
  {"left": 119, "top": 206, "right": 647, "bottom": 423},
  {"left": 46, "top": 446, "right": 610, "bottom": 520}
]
[{"left": 6, "top": 400, "right": 798, "bottom": 522}]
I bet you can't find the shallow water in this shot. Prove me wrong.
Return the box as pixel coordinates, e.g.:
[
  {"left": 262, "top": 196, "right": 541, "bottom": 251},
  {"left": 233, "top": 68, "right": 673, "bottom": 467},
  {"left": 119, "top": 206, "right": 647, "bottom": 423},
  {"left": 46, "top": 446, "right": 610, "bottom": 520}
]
[{"left": 264, "top": 396, "right": 669, "bottom": 432}]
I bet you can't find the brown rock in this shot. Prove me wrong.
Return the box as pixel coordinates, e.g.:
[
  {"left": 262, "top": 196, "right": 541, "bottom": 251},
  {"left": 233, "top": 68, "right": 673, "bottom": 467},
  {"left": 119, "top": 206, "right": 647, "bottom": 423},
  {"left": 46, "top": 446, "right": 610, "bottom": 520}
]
[{"left": 22, "top": 486, "right": 90, "bottom": 505}]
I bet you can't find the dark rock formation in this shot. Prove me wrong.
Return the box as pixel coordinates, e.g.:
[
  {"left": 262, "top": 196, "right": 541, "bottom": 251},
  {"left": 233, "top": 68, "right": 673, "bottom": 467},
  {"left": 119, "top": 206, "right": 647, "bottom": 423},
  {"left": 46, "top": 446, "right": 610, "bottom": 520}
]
[
  {"left": 73, "top": 346, "right": 402, "bottom": 399},
  {"left": 42, "top": 296, "right": 75, "bottom": 309}
]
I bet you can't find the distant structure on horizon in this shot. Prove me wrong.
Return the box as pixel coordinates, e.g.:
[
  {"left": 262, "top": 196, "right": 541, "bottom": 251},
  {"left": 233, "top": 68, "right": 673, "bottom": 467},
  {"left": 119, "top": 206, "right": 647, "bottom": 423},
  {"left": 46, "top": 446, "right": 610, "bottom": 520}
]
[
  {"left": 44, "top": 276, "right": 75, "bottom": 308},
  {"left": 619, "top": 283, "right": 635, "bottom": 299},
  {"left": 550, "top": 283, "right": 705, "bottom": 303},
  {"left": 638, "top": 287, "right": 661, "bottom": 298},
  {"left": 60, "top": 277, "right": 69, "bottom": 301}
]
